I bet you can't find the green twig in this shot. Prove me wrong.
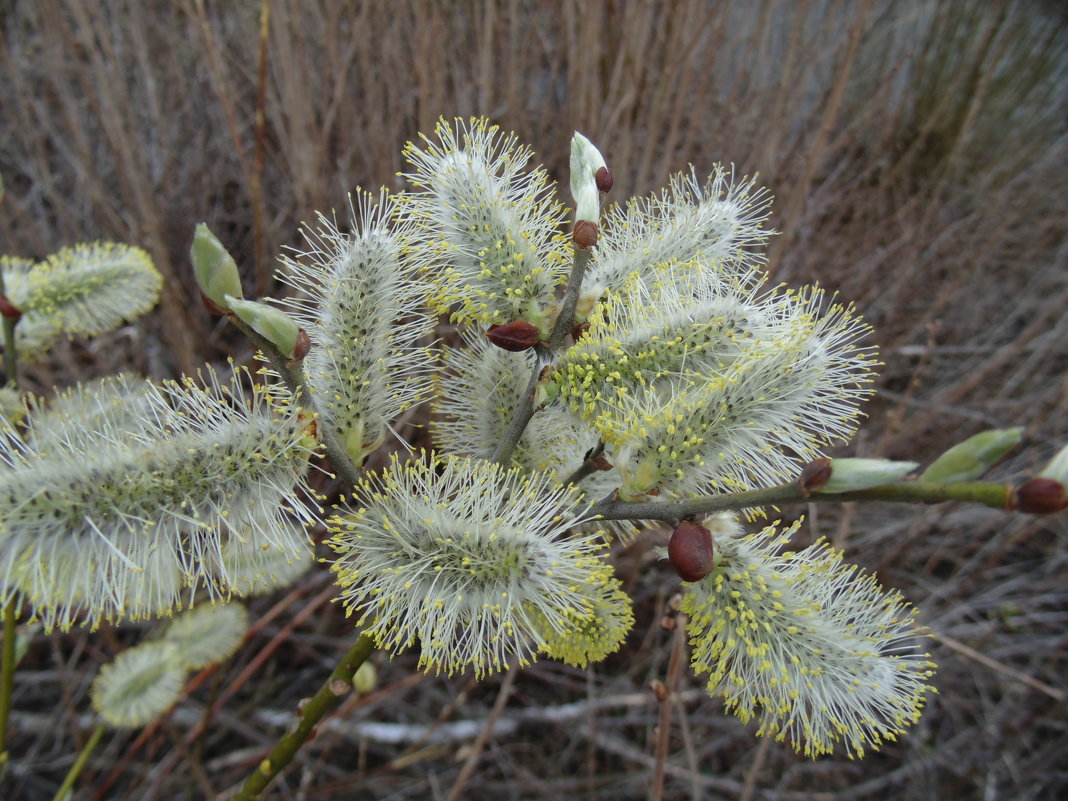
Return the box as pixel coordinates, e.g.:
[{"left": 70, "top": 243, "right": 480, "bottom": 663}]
[
  {"left": 1, "top": 318, "right": 15, "bottom": 390},
  {"left": 0, "top": 598, "right": 16, "bottom": 775},
  {"left": 228, "top": 314, "right": 363, "bottom": 489},
  {"left": 233, "top": 633, "right": 374, "bottom": 801},
  {"left": 587, "top": 479, "right": 1016, "bottom": 523},
  {"left": 51, "top": 722, "right": 105, "bottom": 801},
  {"left": 491, "top": 247, "right": 592, "bottom": 466},
  {"left": 0, "top": 269, "right": 17, "bottom": 388},
  {"left": 0, "top": 268, "right": 18, "bottom": 775}
]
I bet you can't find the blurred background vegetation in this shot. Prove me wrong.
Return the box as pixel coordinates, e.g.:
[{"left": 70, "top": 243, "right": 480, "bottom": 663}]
[{"left": 1, "top": 1, "right": 1066, "bottom": 799}]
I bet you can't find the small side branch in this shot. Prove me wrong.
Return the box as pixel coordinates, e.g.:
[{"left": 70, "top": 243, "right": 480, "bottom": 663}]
[
  {"left": 587, "top": 479, "right": 1017, "bottom": 523},
  {"left": 233, "top": 633, "right": 374, "bottom": 801},
  {"left": 492, "top": 247, "right": 592, "bottom": 466},
  {"left": 229, "top": 315, "right": 363, "bottom": 489}
]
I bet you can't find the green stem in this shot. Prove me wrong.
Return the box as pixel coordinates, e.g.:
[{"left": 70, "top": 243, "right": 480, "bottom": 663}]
[
  {"left": 586, "top": 479, "right": 1015, "bottom": 523},
  {"left": 233, "top": 633, "right": 374, "bottom": 801},
  {"left": 228, "top": 315, "right": 363, "bottom": 488},
  {"left": 51, "top": 722, "right": 105, "bottom": 801},
  {"left": 491, "top": 247, "right": 592, "bottom": 466},
  {"left": 1, "top": 317, "right": 16, "bottom": 389},
  {"left": 0, "top": 598, "right": 16, "bottom": 774},
  {"left": 0, "top": 268, "right": 18, "bottom": 776},
  {"left": 0, "top": 268, "right": 18, "bottom": 387}
]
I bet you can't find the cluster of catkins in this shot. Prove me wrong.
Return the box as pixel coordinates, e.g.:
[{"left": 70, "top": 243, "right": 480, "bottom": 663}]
[{"left": 0, "top": 118, "right": 935, "bottom": 757}]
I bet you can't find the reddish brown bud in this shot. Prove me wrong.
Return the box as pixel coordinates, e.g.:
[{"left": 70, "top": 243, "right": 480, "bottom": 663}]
[
  {"left": 572, "top": 220, "right": 598, "bottom": 249},
  {"left": 650, "top": 680, "right": 669, "bottom": 702},
  {"left": 595, "top": 166, "right": 613, "bottom": 194},
  {"left": 0, "top": 295, "right": 22, "bottom": 321},
  {"left": 660, "top": 615, "right": 677, "bottom": 631},
  {"left": 1011, "top": 478, "right": 1067, "bottom": 514},
  {"left": 571, "top": 320, "right": 591, "bottom": 341},
  {"left": 200, "top": 289, "right": 229, "bottom": 316},
  {"left": 486, "top": 319, "right": 541, "bottom": 352},
  {"left": 288, "top": 328, "right": 312, "bottom": 363},
  {"left": 799, "top": 457, "right": 833, "bottom": 497},
  {"left": 668, "top": 520, "right": 715, "bottom": 582}
]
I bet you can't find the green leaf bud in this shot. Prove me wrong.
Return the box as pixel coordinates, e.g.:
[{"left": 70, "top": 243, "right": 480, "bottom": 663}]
[
  {"left": 1038, "top": 442, "right": 1068, "bottom": 484},
  {"left": 352, "top": 661, "right": 377, "bottom": 695},
  {"left": 191, "top": 223, "right": 243, "bottom": 311},
  {"left": 816, "top": 458, "right": 919, "bottom": 493},
  {"left": 919, "top": 428, "right": 1023, "bottom": 483},
  {"left": 225, "top": 295, "right": 303, "bottom": 359}
]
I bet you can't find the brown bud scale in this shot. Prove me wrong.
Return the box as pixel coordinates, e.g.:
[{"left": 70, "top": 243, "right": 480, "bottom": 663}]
[
  {"left": 289, "top": 328, "right": 312, "bottom": 363},
  {"left": 588, "top": 452, "right": 613, "bottom": 472},
  {"left": 1012, "top": 478, "right": 1067, "bottom": 514},
  {"left": 572, "top": 220, "right": 598, "bottom": 250},
  {"left": 486, "top": 319, "right": 541, "bottom": 352},
  {"left": 799, "top": 457, "right": 833, "bottom": 497},
  {"left": 595, "top": 166, "right": 613, "bottom": 193},
  {"left": 571, "top": 321, "right": 591, "bottom": 341},
  {"left": 668, "top": 520, "right": 715, "bottom": 582},
  {"left": 200, "top": 290, "right": 229, "bottom": 316},
  {"left": 0, "top": 295, "right": 22, "bottom": 321}
]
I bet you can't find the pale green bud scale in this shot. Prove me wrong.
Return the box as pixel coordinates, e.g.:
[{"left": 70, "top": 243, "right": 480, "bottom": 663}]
[
  {"left": 225, "top": 295, "right": 302, "bottom": 358},
  {"left": 818, "top": 458, "right": 919, "bottom": 493},
  {"left": 191, "top": 223, "right": 243, "bottom": 310},
  {"left": 919, "top": 428, "right": 1023, "bottom": 484}
]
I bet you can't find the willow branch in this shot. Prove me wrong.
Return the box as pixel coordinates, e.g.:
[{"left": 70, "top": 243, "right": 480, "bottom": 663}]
[
  {"left": 51, "top": 723, "right": 105, "bottom": 801},
  {"left": 0, "top": 270, "right": 18, "bottom": 774},
  {"left": 587, "top": 479, "right": 1018, "bottom": 523},
  {"left": 491, "top": 246, "right": 592, "bottom": 466},
  {"left": 233, "top": 633, "right": 374, "bottom": 801},
  {"left": 228, "top": 315, "right": 363, "bottom": 489},
  {"left": 562, "top": 440, "right": 606, "bottom": 487}
]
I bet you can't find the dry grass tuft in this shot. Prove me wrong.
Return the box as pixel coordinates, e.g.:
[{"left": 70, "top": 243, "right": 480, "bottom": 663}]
[{"left": 1, "top": 1, "right": 1065, "bottom": 799}]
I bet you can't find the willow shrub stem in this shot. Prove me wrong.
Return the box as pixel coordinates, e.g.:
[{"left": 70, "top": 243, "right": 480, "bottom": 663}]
[
  {"left": 0, "top": 269, "right": 18, "bottom": 773},
  {"left": 1, "top": 317, "right": 15, "bottom": 390},
  {"left": 51, "top": 723, "right": 105, "bottom": 801},
  {"left": 0, "top": 599, "right": 15, "bottom": 774},
  {"left": 234, "top": 633, "right": 374, "bottom": 801},
  {"left": 492, "top": 246, "right": 592, "bottom": 466},
  {"left": 587, "top": 479, "right": 1016, "bottom": 522},
  {"left": 228, "top": 315, "right": 363, "bottom": 488}
]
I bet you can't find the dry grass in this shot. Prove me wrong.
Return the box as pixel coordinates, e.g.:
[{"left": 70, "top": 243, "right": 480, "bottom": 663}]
[{"left": 1, "top": 1, "right": 1066, "bottom": 799}]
